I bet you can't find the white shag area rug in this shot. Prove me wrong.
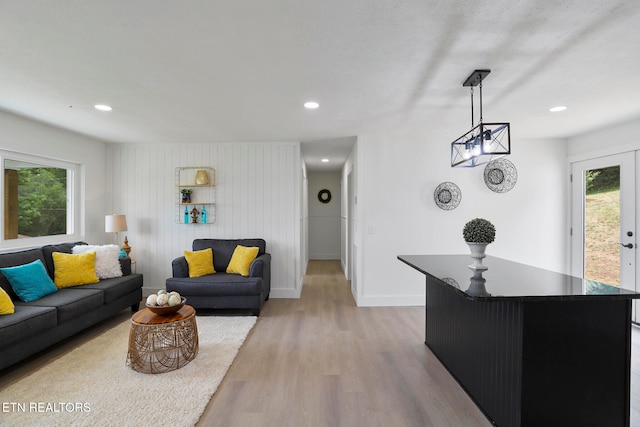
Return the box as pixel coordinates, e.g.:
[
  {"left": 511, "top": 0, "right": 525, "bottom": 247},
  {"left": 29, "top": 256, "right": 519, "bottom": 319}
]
[{"left": 0, "top": 316, "right": 257, "bottom": 427}]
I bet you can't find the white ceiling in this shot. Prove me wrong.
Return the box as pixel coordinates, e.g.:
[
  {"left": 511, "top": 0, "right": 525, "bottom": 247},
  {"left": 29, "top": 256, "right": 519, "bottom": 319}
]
[{"left": 1, "top": 1, "right": 639, "bottom": 171}]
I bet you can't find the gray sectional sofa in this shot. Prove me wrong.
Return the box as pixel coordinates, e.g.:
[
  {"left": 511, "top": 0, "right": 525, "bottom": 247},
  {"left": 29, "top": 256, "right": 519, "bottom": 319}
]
[
  {"left": 0, "top": 242, "right": 143, "bottom": 372},
  {"left": 166, "top": 238, "right": 270, "bottom": 316}
]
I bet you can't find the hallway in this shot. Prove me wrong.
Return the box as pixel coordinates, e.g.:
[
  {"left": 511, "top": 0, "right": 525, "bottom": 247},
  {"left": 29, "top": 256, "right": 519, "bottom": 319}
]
[{"left": 199, "top": 260, "right": 492, "bottom": 426}]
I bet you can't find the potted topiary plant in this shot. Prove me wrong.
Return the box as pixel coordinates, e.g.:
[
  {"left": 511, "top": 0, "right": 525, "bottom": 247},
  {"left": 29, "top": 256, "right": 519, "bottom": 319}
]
[
  {"left": 463, "top": 218, "right": 496, "bottom": 271},
  {"left": 180, "top": 188, "right": 192, "bottom": 203}
]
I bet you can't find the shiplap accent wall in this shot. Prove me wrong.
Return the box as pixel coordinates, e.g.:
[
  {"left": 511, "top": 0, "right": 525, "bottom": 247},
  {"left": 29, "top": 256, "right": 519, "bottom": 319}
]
[{"left": 107, "top": 142, "right": 302, "bottom": 298}]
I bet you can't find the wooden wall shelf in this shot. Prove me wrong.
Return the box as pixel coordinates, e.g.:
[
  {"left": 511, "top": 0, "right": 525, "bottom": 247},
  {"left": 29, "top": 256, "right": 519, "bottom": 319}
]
[{"left": 175, "top": 167, "right": 216, "bottom": 224}]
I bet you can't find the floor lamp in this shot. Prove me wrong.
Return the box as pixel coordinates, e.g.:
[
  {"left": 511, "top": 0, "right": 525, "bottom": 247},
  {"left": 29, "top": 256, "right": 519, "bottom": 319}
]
[{"left": 105, "top": 214, "right": 131, "bottom": 257}]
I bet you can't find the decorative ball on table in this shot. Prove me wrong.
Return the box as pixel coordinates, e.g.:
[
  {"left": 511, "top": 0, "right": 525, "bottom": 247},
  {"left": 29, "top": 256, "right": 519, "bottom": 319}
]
[
  {"left": 462, "top": 218, "right": 496, "bottom": 271},
  {"left": 146, "top": 290, "right": 186, "bottom": 315}
]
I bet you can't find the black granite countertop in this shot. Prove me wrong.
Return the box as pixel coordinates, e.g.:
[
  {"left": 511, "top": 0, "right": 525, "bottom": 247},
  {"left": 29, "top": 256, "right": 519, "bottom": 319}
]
[{"left": 398, "top": 254, "right": 640, "bottom": 301}]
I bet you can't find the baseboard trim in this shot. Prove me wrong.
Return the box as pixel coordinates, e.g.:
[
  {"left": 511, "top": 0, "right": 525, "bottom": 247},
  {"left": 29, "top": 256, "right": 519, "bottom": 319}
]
[
  {"left": 270, "top": 288, "right": 302, "bottom": 299},
  {"left": 356, "top": 294, "right": 425, "bottom": 307},
  {"left": 309, "top": 253, "right": 341, "bottom": 260}
]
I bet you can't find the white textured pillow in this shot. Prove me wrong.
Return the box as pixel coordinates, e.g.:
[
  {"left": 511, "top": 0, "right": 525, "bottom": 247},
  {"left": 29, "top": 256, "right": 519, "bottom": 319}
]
[{"left": 72, "top": 245, "right": 123, "bottom": 279}]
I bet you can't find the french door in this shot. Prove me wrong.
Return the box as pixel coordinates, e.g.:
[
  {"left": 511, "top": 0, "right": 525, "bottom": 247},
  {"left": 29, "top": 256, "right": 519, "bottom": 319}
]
[{"left": 571, "top": 152, "right": 637, "bottom": 322}]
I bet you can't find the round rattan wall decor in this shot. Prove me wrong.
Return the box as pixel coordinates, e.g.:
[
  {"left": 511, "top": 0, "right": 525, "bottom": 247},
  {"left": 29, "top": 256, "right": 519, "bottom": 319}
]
[
  {"left": 317, "top": 189, "right": 332, "bottom": 204},
  {"left": 441, "top": 277, "right": 460, "bottom": 289},
  {"left": 434, "top": 182, "right": 462, "bottom": 210},
  {"left": 484, "top": 158, "right": 517, "bottom": 193}
]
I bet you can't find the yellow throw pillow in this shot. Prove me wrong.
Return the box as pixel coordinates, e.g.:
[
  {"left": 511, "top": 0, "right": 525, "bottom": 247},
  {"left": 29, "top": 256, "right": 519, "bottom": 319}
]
[
  {"left": 226, "top": 245, "right": 259, "bottom": 277},
  {"left": 52, "top": 252, "right": 100, "bottom": 288},
  {"left": 184, "top": 248, "right": 216, "bottom": 278},
  {"left": 0, "top": 287, "right": 15, "bottom": 315}
]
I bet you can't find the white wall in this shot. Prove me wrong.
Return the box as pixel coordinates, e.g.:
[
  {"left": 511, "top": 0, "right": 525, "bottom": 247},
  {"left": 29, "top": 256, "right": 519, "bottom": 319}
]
[
  {"left": 308, "top": 171, "right": 341, "bottom": 260},
  {"left": 301, "top": 162, "right": 309, "bottom": 278},
  {"left": 568, "top": 117, "right": 640, "bottom": 160},
  {"left": 354, "top": 132, "right": 568, "bottom": 306},
  {"left": 341, "top": 146, "right": 355, "bottom": 275},
  {"left": 341, "top": 142, "right": 358, "bottom": 296},
  {"left": 107, "top": 142, "right": 303, "bottom": 298},
  {"left": 0, "top": 110, "right": 108, "bottom": 249}
]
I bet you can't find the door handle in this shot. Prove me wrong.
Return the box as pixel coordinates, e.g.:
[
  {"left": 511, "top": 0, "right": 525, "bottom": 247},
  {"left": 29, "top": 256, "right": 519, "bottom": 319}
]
[{"left": 620, "top": 243, "right": 634, "bottom": 249}]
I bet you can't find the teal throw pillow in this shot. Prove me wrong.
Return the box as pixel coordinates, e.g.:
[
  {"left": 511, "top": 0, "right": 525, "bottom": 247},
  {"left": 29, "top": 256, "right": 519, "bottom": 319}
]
[{"left": 0, "top": 259, "right": 58, "bottom": 302}]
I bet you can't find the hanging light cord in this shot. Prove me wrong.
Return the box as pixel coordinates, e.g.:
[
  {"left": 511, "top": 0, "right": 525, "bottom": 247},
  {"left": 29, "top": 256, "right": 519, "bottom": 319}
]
[
  {"left": 469, "top": 79, "right": 485, "bottom": 128},
  {"left": 479, "top": 80, "right": 483, "bottom": 124},
  {"left": 470, "top": 87, "right": 474, "bottom": 127}
]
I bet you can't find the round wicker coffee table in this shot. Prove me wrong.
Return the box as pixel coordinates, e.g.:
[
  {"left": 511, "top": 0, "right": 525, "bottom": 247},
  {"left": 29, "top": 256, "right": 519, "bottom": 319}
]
[{"left": 127, "top": 305, "right": 199, "bottom": 374}]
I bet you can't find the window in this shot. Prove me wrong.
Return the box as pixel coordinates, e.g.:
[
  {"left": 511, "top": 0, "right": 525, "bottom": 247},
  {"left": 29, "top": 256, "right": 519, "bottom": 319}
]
[{"left": 1, "top": 151, "right": 80, "bottom": 246}]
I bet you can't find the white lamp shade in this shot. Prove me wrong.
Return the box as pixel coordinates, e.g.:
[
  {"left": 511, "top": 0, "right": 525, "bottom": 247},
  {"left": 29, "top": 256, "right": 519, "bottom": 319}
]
[{"left": 105, "top": 214, "right": 128, "bottom": 233}]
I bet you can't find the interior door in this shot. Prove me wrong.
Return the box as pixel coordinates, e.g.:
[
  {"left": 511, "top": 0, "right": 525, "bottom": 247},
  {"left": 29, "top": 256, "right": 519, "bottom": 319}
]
[{"left": 571, "top": 152, "right": 637, "bottom": 322}]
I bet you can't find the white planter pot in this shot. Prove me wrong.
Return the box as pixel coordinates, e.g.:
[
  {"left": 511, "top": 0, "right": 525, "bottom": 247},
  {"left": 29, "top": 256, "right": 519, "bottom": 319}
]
[
  {"left": 466, "top": 242, "right": 489, "bottom": 271},
  {"left": 465, "top": 273, "right": 490, "bottom": 296}
]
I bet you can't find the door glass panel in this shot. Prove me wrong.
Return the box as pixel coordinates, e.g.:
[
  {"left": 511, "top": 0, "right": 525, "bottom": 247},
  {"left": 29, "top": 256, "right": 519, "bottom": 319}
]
[{"left": 584, "top": 166, "right": 620, "bottom": 286}]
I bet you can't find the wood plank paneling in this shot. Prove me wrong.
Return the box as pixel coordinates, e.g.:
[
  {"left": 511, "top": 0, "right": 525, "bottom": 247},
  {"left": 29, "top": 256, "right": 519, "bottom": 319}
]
[{"left": 107, "top": 143, "right": 301, "bottom": 296}]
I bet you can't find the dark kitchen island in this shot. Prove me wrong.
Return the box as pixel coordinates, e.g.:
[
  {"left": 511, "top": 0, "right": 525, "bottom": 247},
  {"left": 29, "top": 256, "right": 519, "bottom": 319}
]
[{"left": 398, "top": 254, "right": 640, "bottom": 427}]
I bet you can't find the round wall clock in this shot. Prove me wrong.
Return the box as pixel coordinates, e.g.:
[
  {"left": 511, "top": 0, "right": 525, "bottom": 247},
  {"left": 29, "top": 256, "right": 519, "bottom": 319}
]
[{"left": 317, "top": 189, "right": 332, "bottom": 203}]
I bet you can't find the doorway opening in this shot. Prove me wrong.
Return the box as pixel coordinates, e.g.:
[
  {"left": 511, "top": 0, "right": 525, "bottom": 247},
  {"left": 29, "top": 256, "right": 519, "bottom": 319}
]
[
  {"left": 307, "top": 171, "right": 342, "bottom": 263},
  {"left": 571, "top": 152, "right": 637, "bottom": 322}
]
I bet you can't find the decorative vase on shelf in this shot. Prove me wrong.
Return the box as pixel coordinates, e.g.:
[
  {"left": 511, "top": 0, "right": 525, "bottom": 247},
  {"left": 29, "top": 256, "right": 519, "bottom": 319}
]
[
  {"left": 201, "top": 205, "right": 207, "bottom": 223},
  {"left": 195, "top": 169, "right": 209, "bottom": 185}
]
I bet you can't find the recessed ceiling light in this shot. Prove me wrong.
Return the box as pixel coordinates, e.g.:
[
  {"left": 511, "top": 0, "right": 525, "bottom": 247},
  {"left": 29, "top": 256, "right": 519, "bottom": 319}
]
[
  {"left": 304, "top": 101, "right": 319, "bottom": 109},
  {"left": 321, "top": 158, "right": 329, "bottom": 163},
  {"left": 549, "top": 105, "right": 567, "bottom": 112},
  {"left": 94, "top": 104, "right": 113, "bottom": 111}
]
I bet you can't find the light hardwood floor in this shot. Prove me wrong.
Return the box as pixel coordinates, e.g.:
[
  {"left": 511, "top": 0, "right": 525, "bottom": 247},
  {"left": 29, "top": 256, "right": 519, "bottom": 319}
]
[
  {"left": 1, "top": 260, "right": 638, "bottom": 426},
  {"left": 198, "top": 260, "right": 492, "bottom": 426},
  {"left": 197, "top": 260, "right": 640, "bottom": 427}
]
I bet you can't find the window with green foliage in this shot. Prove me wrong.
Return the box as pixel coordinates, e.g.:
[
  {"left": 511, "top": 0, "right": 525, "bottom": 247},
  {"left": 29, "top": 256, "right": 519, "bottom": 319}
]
[{"left": 2, "top": 153, "right": 78, "bottom": 244}]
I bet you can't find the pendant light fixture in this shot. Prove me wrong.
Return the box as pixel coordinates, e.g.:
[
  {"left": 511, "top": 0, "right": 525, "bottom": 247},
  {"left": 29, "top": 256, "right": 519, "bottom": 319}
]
[{"left": 450, "top": 69, "right": 510, "bottom": 168}]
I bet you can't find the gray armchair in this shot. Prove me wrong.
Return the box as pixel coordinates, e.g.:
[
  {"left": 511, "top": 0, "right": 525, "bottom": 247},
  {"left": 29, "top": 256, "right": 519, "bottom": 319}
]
[{"left": 166, "top": 238, "right": 270, "bottom": 315}]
